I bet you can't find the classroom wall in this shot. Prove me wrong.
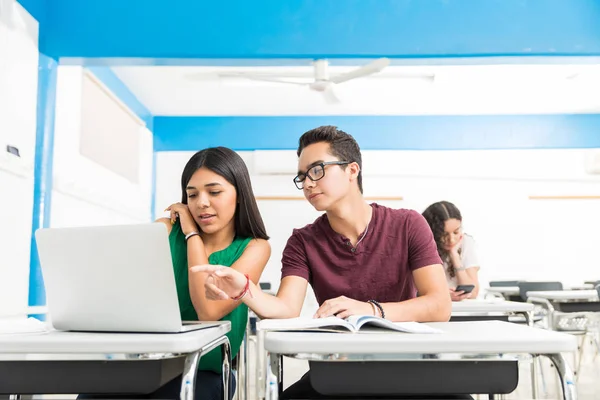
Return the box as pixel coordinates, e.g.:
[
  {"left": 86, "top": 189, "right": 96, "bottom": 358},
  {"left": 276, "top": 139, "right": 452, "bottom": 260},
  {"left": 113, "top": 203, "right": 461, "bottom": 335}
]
[
  {"left": 51, "top": 66, "right": 153, "bottom": 228},
  {"left": 0, "top": 2, "right": 39, "bottom": 316},
  {"left": 0, "top": 53, "right": 154, "bottom": 315},
  {"left": 156, "top": 148, "right": 600, "bottom": 311}
]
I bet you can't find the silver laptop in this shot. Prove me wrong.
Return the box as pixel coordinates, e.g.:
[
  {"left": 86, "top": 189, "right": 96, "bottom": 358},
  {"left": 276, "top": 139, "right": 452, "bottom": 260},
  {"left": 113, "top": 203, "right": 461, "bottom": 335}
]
[{"left": 35, "top": 223, "right": 220, "bottom": 333}]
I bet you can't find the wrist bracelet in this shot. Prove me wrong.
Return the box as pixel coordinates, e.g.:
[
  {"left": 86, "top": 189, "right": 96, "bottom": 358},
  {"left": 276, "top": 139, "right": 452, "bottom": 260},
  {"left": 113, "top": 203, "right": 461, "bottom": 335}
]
[
  {"left": 185, "top": 231, "right": 200, "bottom": 241},
  {"left": 455, "top": 266, "right": 467, "bottom": 272},
  {"left": 231, "top": 273, "right": 253, "bottom": 301},
  {"left": 367, "top": 300, "right": 385, "bottom": 319},
  {"left": 368, "top": 301, "right": 378, "bottom": 316}
]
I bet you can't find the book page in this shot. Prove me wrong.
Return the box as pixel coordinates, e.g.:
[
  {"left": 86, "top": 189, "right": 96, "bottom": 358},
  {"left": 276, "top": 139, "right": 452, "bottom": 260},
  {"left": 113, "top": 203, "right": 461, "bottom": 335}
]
[
  {"left": 258, "top": 317, "right": 354, "bottom": 332},
  {"left": 346, "top": 315, "right": 443, "bottom": 334}
]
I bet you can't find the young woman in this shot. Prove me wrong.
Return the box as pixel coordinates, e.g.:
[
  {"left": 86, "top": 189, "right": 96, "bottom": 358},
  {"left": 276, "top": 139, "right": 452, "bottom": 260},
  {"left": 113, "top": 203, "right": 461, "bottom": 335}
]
[
  {"left": 422, "top": 201, "right": 481, "bottom": 301},
  {"left": 80, "top": 147, "right": 270, "bottom": 400}
]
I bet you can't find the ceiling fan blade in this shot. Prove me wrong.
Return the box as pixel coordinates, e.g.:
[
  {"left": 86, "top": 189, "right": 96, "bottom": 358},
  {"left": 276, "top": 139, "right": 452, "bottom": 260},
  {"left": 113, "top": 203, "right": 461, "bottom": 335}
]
[
  {"left": 240, "top": 76, "right": 308, "bottom": 85},
  {"left": 329, "top": 58, "right": 391, "bottom": 84},
  {"left": 322, "top": 86, "right": 341, "bottom": 104}
]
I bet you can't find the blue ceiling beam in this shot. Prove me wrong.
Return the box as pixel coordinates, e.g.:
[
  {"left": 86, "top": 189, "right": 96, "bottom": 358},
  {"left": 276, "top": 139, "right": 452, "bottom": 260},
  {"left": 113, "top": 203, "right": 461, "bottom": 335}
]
[{"left": 36, "top": 0, "right": 600, "bottom": 63}]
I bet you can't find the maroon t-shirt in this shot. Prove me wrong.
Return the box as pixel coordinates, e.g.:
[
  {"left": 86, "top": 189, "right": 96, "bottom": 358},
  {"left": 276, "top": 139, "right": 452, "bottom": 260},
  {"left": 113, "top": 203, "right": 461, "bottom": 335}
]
[{"left": 281, "top": 203, "right": 442, "bottom": 305}]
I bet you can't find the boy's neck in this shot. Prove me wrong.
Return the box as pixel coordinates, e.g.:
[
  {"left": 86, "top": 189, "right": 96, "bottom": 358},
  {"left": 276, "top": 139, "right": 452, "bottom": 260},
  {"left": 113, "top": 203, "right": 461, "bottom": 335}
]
[{"left": 326, "top": 192, "right": 373, "bottom": 243}]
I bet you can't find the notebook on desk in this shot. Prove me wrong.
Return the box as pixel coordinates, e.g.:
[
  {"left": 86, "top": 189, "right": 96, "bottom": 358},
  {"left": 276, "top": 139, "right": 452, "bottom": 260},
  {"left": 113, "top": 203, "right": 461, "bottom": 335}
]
[
  {"left": 35, "top": 223, "right": 221, "bottom": 334},
  {"left": 258, "top": 315, "right": 442, "bottom": 334}
]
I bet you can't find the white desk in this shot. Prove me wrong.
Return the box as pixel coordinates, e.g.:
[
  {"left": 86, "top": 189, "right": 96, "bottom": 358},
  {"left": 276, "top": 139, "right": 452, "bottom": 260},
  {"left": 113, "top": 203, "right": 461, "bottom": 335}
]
[
  {"left": 0, "top": 322, "right": 231, "bottom": 400},
  {"left": 487, "top": 285, "right": 595, "bottom": 300},
  {"left": 263, "top": 321, "right": 577, "bottom": 400},
  {"left": 452, "top": 299, "right": 534, "bottom": 313},
  {"left": 526, "top": 290, "right": 599, "bottom": 302},
  {"left": 486, "top": 286, "right": 520, "bottom": 297},
  {"left": 451, "top": 299, "right": 535, "bottom": 325}
]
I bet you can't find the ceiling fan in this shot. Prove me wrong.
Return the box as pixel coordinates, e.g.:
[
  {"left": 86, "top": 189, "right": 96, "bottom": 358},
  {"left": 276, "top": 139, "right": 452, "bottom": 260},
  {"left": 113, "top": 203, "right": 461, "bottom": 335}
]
[{"left": 186, "top": 58, "right": 434, "bottom": 104}]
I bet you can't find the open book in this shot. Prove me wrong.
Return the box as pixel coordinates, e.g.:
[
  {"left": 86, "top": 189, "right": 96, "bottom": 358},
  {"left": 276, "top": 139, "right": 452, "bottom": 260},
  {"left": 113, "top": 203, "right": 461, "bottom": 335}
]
[{"left": 258, "top": 315, "right": 442, "bottom": 334}]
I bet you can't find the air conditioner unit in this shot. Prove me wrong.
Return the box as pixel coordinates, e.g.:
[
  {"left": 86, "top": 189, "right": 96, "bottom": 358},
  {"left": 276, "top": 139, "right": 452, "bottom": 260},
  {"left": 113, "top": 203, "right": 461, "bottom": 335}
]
[
  {"left": 584, "top": 150, "right": 600, "bottom": 174},
  {"left": 253, "top": 150, "right": 297, "bottom": 175}
]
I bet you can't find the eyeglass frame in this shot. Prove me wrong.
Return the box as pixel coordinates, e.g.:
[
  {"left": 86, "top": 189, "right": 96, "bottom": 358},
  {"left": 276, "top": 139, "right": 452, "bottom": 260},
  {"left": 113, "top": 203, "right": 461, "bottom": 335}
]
[{"left": 293, "top": 161, "right": 351, "bottom": 190}]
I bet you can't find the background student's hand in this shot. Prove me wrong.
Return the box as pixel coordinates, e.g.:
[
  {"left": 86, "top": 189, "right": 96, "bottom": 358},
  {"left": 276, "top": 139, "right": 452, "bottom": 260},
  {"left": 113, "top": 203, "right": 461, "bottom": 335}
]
[
  {"left": 190, "top": 264, "right": 247, "bottom": 300},
  {"left": 449, "top": 288, "right": 471, "bottom": 301},
  {"left": 314, "top": 296, "right": 374, "bottom": 319},
  {"left": 165, "top": 202, "right": 198, "bottom": 236},
  {"left": 449, "top": 234, "right": 464, "bottom": 258}
]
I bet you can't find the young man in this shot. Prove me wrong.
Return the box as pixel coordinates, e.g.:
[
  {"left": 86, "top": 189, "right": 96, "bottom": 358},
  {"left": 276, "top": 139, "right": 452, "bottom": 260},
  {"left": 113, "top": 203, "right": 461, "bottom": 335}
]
[{"left": 194, "top": 126, "right": 452, "bottom": 398}]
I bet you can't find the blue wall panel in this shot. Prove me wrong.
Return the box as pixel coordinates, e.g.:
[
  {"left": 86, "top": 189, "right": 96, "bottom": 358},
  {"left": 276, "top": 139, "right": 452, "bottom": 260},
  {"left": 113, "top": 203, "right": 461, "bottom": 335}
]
[
  {"left": 16, "top": 0, "right": 45, "bottom": 25},
  {"left": 28, "top": 54, "right": 58, "bottom": 319},
  {"left": 154, "top": 115, "right": 600, "bottom": 152}
]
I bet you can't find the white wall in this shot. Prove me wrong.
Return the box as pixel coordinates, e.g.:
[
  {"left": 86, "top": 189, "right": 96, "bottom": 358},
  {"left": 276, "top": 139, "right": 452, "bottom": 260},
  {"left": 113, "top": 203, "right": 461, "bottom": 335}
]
[
  {"left": 0, "top": 2, "right": 38, "bottom": 316},
  {"left": 51, "top": 66, "right": 153, "bottom": 228},
  {"left": 0, "top": 54, "right": 153, "bottom": 316},
  {"left": 156, "top": 148, "right": 600, "bottom": 311}
]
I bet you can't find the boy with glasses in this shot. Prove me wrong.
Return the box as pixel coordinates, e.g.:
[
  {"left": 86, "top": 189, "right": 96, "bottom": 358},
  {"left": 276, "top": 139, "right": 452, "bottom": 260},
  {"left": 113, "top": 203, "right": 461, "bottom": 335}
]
[{"left": 194, "top": 126, "right": 453, "bottom": 398}]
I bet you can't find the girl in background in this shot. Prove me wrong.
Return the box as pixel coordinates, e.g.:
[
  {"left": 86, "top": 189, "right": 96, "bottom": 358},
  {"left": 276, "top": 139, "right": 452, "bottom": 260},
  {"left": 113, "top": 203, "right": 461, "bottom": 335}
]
[{"left": 422, "top": 201, "right": 480, "bottom": 301}]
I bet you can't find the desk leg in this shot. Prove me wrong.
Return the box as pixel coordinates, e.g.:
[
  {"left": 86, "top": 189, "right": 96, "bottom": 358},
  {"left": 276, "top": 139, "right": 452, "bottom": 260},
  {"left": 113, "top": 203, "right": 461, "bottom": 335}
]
[
  {"left": 179, "top": 336, "right": 232, "bottom": 400},
  {"left": 180, "top": 351, "right": 200, "bottom": 400},
  {"left": 545, "top": 353, "right": 577, "bottom": 400},
  {"left": 257, "top": 330, "right": 266, "bottom": 399},
  {"left": 524, "top": 311, "right": 539, "bottom": 400},
  {"left": 221, "top": 338, "right": 232, "bottom": 400},
  {"left": 265, "top": 352, "right": 281, "bottom": 400}
]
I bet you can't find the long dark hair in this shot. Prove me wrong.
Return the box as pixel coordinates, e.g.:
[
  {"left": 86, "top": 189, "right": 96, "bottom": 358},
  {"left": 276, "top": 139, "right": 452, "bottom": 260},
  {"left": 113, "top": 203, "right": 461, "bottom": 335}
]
[
  {"left": 180, "top": 147, "right": 269, "bottom": 240},
  {"left": 422, "top": 201, "right": 462, "bottom": 277}
]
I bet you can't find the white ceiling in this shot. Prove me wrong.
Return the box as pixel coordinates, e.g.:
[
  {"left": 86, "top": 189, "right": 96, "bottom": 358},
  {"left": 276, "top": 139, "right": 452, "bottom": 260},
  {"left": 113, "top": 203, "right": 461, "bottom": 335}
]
[{"left": 111, "top": 63, "right": 600, "bottom": 116}]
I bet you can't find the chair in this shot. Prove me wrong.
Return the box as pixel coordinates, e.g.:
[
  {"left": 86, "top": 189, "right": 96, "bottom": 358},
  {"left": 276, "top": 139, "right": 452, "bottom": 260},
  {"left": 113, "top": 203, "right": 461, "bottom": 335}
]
[
  {"left": 489, "top": 280, "right": 520, "bottom": 287},
  {"left": 518, "top": 281, "right": 563, "bottom": 302},
  {"left": 487, "top": 281, "right": 522, "bottom": 302}
]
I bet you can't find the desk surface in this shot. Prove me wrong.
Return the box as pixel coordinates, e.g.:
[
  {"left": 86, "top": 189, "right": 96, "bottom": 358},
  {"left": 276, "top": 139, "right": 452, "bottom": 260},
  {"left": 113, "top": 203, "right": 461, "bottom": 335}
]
[
  {"left": 264, "top": 320, "right": 576, "bottom": 355},
  {"left": 0, "top": 322, "right": 230, "bottom": 355},
  {"left": 527, "top": 290, "right": 599, "bottom": 301},
  {"left": 452, "top": 299, "right": 533, "bottom": 313},
  {"left": 486, "top": 286, "right": 520, "bottom": 296}
]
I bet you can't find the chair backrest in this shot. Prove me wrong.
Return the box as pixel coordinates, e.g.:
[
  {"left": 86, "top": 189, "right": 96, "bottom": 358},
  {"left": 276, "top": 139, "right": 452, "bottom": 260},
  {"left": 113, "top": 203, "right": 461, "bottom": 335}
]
[
  {"left": 489, "top": 280, "right": 520, "bottom": 287},
  {"left": 517, "top": 281, "right": 563, "bottom": 301}
]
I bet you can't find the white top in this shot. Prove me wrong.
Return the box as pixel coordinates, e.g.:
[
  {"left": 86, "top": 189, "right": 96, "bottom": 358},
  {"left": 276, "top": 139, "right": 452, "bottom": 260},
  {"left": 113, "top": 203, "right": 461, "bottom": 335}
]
[
  {"left": 0, "top": 322, "right": 230, "bottom": 355},
  {"left": 264, "top": 320, "right": 576, "bottom": 355},
  {"left": 445, "top": 234, "right": 480, "bottom": 288},
  {"left": 526, "top": 290, "right": 599, "bottom": 302},
  {"left": 451, "top": 299, "right": 534, "bottom": 313}
]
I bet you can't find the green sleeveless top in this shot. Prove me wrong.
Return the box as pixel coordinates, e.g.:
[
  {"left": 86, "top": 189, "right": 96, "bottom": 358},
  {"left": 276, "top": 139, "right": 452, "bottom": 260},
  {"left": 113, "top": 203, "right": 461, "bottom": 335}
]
[{"left": 169, "top": 221, "right": 251, "bottom": 373}]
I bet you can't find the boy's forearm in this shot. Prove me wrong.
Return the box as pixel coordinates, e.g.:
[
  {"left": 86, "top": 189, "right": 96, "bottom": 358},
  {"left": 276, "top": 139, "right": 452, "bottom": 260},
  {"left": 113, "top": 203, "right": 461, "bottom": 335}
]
[
  {"left": 381, "top": 293, "right": 451, "bottom": 322},
  {"left": 243, "top": 282, "right": 300, "bottom": 320}
]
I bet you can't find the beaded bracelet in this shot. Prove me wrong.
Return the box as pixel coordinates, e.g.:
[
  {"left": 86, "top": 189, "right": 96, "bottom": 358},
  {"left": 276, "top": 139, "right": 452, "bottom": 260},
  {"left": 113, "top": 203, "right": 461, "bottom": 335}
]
[{"left": 367, "top": 300, "right": 385, "bottom": 319}]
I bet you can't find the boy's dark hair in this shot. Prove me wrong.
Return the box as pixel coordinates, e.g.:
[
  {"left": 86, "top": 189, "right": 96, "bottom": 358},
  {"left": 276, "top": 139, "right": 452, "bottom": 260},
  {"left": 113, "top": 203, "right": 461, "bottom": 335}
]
[{"left": 297, "top": 126, "right": 363, "bottom": 193}]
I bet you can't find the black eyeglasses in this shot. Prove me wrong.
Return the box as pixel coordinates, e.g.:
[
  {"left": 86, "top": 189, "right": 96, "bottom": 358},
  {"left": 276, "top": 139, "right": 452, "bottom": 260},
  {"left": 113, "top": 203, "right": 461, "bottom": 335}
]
[{"left": 293, "top": 161, "right": 350, "bottom": 190}]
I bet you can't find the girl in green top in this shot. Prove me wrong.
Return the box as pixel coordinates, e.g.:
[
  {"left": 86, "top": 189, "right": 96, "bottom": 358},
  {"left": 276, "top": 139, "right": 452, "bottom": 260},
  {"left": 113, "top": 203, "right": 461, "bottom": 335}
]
[{"left": 158, "top": 147, "right": 270, "bottom": 400}]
